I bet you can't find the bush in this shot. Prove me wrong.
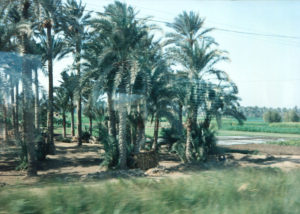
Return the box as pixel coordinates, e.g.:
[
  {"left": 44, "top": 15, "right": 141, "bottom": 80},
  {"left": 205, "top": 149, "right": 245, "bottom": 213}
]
[
  {"left": 96, "top": 123, "right": 118, "bottom": 168},
  {"left": 263, "top": 111, "right": 282, "bottom": 123}
]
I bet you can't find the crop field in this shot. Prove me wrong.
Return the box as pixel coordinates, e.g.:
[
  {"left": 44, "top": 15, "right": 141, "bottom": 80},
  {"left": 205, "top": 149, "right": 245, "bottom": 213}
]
[{"left": 218, "top": 118, "right": 300, "bottom": 135}]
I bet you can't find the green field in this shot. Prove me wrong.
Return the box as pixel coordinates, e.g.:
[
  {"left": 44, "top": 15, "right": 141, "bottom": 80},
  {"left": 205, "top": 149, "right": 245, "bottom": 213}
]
[
  {"left": 54, "top": 115, "right": 300, "bottom": 140},
  {"left": 1, "top": 168, "right": 299, "bottom": 214},
  {"left": 218, "top": 118, "right": 300, "bottom": 135}
]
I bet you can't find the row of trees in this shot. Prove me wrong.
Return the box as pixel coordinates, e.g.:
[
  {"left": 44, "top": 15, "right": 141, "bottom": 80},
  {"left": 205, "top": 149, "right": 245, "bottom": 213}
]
[
  {"left": 263, "top": 110, "right": 300, "bottom": 123},
  {"left": 241, "top": 106, "right": 300, "bottom": 119},
  {"left": 0, "top": 0, "right": 244, "bottom": 176}
]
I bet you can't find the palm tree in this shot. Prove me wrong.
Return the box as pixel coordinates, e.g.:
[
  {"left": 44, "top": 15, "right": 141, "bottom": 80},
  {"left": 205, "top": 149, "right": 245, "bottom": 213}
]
[
  {"left": 60, "top": 0, "right": 91, "bottom": 146},
  {"left": 34, "top": 0, "right": 63, "bottom": 154},
  {"left": 54, "top": 86, "right": 69, "bottom": 138},
  {"left": 167, "top": 11, "right": 228, "bottom": 162},
  {"left": 90, "top": 1, "right": 152, "bottom": 168},
  {"left": 60, "top": 69, "right": 77, "bottom": 137}
]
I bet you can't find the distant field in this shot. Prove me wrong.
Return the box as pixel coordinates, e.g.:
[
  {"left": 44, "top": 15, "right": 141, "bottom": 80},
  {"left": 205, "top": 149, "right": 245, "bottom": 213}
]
[
  {"left": 216, "top": 118, "right": 300, "bottom": 135},
  {"left": 54, "top": 115, "right": 300, "bottom": 140}
]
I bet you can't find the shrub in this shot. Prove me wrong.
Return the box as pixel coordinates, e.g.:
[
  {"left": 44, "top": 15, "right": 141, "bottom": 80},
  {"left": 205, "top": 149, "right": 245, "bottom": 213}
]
[
  {"left": 263, "top": 110, "right": 282, "bottom": 123},
  {"left": 96, "top": 123, "right": 118, "bottom": 168}
]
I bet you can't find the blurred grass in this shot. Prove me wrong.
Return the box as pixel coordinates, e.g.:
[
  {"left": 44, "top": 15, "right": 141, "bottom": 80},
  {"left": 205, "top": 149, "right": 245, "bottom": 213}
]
[
  {"left": 1, "top": 168, "right": 300, "bottom": 214},
  {"left": 266, "top": 139, "right": 300, "bottom": 146}
]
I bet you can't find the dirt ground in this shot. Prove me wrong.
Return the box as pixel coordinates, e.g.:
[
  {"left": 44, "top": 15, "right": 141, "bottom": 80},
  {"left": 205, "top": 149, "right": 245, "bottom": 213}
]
[{"left": 1, "top": 141, "right": 300, "bottom": 186}]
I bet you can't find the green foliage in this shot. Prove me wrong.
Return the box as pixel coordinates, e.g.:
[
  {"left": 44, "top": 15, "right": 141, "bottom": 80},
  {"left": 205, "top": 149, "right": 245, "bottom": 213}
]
[
  {"left": 161, "top": 127, "right": 183, "bottom": 149},
  {"left": 96, "top": 123, "right": 118, "bottom": 168},
  {"left": 1, "top": 168, "right": 300, "bottom": 214},
  {"left": 170, "top": 125, "right": 217, "bottom": 162},
  {"left": 263, "top": 110, "right": 282, "bottom": 123},
  {"left": 283, "top": 110, "right": 300, "bottom": 122},
  {"left": 81, "top": 130, "right": 91, "bottom": 142}
]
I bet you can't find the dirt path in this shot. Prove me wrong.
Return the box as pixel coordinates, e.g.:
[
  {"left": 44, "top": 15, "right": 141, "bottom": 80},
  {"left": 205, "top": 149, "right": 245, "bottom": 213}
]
[{"left": 1, "top": 141, "right": 300, "bottom": 186}]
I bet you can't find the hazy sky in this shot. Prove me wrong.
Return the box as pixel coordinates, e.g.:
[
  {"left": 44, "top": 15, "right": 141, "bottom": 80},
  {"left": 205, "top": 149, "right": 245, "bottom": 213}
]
[{"left": 52, "top": 0, "right": 300, "bottom": 108}]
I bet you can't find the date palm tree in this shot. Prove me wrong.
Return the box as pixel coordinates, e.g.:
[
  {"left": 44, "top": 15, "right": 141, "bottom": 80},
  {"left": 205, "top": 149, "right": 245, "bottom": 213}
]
[
  {"left": 167, "top": 11, "right": 229, "bottom": 162},
  {"left": 1, "top": 0, "right": 38, "bottom": 176},
  {"left": 54, "top": 86, "right": 69, "bottom": 138},
  {"left": 91, "top": 1, "right": 151, "bottom": 168},
  {"left": 59, "top": 0, "right": 91, "bottom": 146}
]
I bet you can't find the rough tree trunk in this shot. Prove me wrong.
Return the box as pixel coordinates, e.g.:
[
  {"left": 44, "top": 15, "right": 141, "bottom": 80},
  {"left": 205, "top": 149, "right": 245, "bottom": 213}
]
[
  {"left": 34, "top": 68, "right": 39, "bottom": 130},
  {"left": 107, "top": 92, "right": 116, "bottom": 139},
  {"left": 10, "top": 78, "right": 16, "bottom": 138},
  {"left": 46, "top": 25, "right": 55, "bottom": 154},
  {"left": 3, "top": 100, "right": 8, "bottom": 142},
  {"left": 22, "top": 53, "right": 37, "bottom": 176},
  {"left": 15, "top": 81, "right": 19, "bottom": 138},
  {"left": 134, "top": 118, "right": 144, "bottom": 153},
  {"left": 178, "top": 102, "right": 183, "bottom": 127},
  {"left": 152, "top": 115, "right": 159, "bottom": 151},
  {"left": 118, "top": 104, "right": 127, "bottom": 169},
  {"left": 71, "top": 102, "right": 75, "bottom": 137},
  {"left": 89, "top": 115, "right": 92, "bottom": 136},
  {"left": 62, "top": 111, "right": 66, "bottom": 138},
  {"left": 76, "top": 44, "right": 82, "bottom": 146},
  {"left": 77, "top": 96, "right": 82, "bottom": 146},
  {"left": 185, "top": 116, "right": 193, "bottom": 162}
]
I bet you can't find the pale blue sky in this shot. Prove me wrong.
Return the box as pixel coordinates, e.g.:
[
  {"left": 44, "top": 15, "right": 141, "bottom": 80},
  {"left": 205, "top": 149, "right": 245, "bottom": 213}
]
[{"left": 52, "top": 0, "right": 300, "bottom": 108}]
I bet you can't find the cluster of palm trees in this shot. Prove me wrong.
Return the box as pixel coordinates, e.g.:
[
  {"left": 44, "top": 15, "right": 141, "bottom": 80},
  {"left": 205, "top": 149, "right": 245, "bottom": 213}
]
[{"left": 0, "top": 0, "right": 245, "bottom": 176}]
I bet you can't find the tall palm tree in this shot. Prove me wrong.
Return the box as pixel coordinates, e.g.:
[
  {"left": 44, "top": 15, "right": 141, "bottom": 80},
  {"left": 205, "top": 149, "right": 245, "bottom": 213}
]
[
  {"left": 59, "top": 0, "right": 90, "bottom": 146},
  {"left": 91, "top": 1, "right": 151, "bottom": 168},
  {"left": 167, "top": 11, "right": 228, "bottom": 162},
  {"left": 35, "top": 0, "right": 63, "bottom": 154},
  {"left": 5, "top": 0, "right": 38, "bottom": 176},
  {"left": 54, "top": 86, "right": 69, "bottom": 138},
  {"left": 60, "top": 69, "right": 77, "bottom": 137}
]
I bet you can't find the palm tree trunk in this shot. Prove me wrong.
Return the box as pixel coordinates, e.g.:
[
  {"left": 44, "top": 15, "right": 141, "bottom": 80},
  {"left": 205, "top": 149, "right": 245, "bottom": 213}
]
[
  {"left": 107, "top": 91, "right": 116, "bottom": 139},
  {"left": 134, "top": 119, "right": 144, "bottom": 153},
  {"left": 185, "top": 116, "right": 193, "bottom": 162},
  {"left": 3, "top": 100, "right": 8, "bottom": 142},
  {"left": 34, "top": 68, "right": 39, "bottom": 130},
  {"left": 178, "top": 102, "right": 183, "bottom": 126},
  {"left": 46, "top": 25, "right": 55, "bottom": 154},
  {"left": 71, "top": 104, "right": 75, "bottom": 137},
  {"left": 62, "top": 111, "right": 66, "bottom": 138},
  {"left": 22, "top": 51, "right": 37, "bottom": 176},
  {"left": 192, "top": 104, "right": 198, "bottom": 127},
  {"left": 76, "top": 45, "right": 82, "bottom": 146},
  {"left": 118, "top": 103, "right": 127, "bottom": 169},
  {"left": 10, "top": 78, "right": 16, "bottom": 138},
  {"left": 152, "top": 115, "right": 159, "bottom": 151},
  {"left": 89, "top": 115, "right": 92, "bottom": 136},
  {"left": 77, "top": 96, "right": 82, "bottom": 146},
  {"left": 15, "top": 81, "right": 19, "bottom": 138}
]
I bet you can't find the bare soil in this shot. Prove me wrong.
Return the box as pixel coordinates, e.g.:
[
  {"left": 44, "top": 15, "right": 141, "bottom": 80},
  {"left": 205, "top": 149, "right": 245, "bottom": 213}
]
[{"left": 1, "top": 141, "right": 300, "bottom": 186}]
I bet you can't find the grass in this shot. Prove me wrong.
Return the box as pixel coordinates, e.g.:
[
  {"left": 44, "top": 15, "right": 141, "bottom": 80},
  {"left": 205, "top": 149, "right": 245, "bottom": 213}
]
[
  {"left": 219, "top": 118, "right": 300, "bottom": 135},
  {"left": 266, "top": 139, "right": 300, "bottom": 147},
  {"left": 1, "top": 168, "right": 300, "bottom": 214}
]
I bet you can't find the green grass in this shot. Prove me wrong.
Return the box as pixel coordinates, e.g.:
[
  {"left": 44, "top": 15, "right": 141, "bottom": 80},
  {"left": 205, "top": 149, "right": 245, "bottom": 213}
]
[
  {"left": 217, "top": 118, "right": 300, "bottom": 135},
  {"left": 1, "top": 168, "right": 300, "bottom": 214},
  {"left": 266, "top": 139, "right": 300, "bottom": 147}
]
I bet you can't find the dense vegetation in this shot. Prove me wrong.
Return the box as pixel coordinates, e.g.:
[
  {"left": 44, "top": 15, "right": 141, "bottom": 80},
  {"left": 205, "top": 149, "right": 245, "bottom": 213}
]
[
  {"left": 1, "top": 0, "right": 245, "bottom": 176},
  {"left": 1, "top": 168, "right": 299, "bottom": 214}
]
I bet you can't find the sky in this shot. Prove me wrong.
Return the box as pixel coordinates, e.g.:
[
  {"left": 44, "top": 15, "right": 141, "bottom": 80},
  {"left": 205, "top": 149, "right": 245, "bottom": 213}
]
[{"left": 51, "top": 0, "right": 300, "bottom": 108}]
